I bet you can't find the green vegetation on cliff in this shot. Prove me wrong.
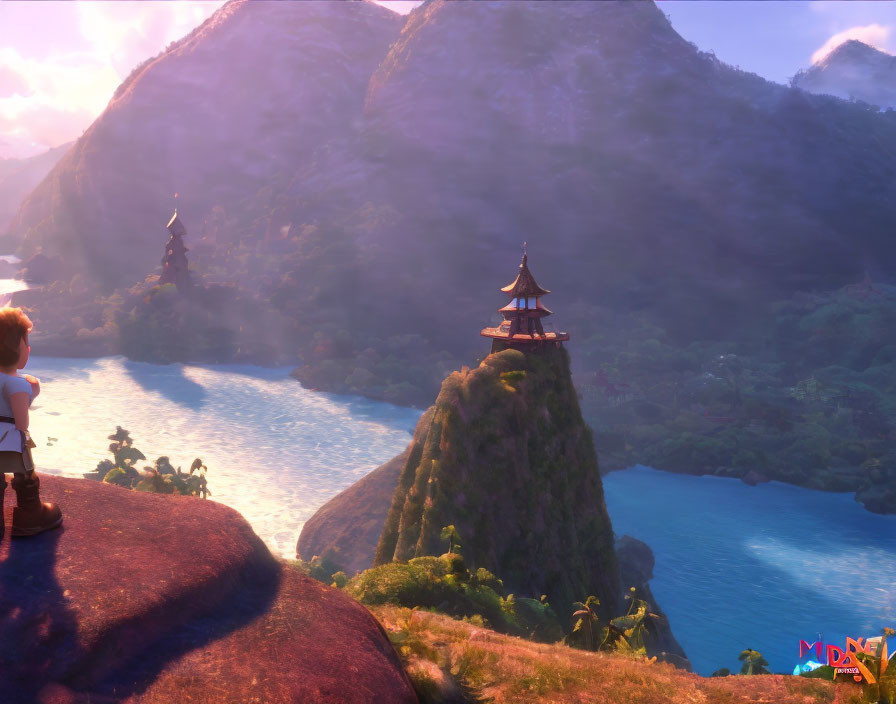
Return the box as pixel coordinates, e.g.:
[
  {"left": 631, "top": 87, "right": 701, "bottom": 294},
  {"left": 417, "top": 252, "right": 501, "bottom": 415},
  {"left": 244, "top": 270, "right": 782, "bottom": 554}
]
[{"left": 373, "top": 346, "right": 621, "bottom": 623}]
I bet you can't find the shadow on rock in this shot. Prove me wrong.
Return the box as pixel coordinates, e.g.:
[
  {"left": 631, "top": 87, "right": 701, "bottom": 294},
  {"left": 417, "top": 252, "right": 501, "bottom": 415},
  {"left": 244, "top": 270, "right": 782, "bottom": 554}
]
[
  {"left": 0, "top": 529, "right": 80, "bottom": 703},
  {"left": 83, "top": 559, "right": 282, "bottom": 701}
]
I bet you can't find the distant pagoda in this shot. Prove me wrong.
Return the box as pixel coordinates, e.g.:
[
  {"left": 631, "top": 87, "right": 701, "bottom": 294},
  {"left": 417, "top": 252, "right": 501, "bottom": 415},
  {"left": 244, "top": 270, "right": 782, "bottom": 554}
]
[
  {"left": 159, "top": 209, "right": 192, "bottom": 291},
  {"left": 480, "top": 245, "right": 569, "bottom": 352}
]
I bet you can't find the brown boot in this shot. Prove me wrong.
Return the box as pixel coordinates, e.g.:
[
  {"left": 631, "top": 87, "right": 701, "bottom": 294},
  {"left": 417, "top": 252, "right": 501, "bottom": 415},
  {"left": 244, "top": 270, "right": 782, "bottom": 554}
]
[{"left": 11, "top": 471, "right": 62, "bottom": 537}]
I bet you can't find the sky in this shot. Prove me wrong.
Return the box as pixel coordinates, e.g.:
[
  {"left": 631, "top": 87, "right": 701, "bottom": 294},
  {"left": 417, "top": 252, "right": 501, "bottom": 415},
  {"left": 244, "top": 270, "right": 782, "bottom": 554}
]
[{"left": 1, "top": 1, "right": 896, "bottom": 160}]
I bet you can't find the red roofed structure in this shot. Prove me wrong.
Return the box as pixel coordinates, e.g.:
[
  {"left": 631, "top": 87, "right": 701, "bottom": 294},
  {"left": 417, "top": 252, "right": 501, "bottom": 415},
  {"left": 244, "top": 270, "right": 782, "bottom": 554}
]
[{"left": 481, "top": 246, "right": 569, "bottom": 352}]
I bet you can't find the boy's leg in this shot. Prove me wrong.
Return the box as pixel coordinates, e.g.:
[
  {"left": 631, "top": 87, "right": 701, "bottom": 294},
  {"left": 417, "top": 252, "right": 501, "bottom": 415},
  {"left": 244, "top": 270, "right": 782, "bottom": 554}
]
[
  {"left": 0, "top": 450, "right": 18, "bottom": 540},
  {"left": 0, "top": 470, "right": 5, "bottom": 539},
  {"left": 11, "top": 467, "right": 63, "bottom": 537}
]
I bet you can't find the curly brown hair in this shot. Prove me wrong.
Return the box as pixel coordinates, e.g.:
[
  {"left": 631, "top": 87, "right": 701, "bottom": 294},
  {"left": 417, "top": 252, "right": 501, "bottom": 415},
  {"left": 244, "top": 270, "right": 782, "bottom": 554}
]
[{"left": 0, "top": 306, "right": 32, "bottom": 368}]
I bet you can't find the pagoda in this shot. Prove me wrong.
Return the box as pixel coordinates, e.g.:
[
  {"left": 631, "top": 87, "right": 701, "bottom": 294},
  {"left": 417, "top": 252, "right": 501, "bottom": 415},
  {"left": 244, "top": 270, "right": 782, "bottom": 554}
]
[
  {"left": 481, "top": 245, "right": 569, "bottom": 352},
  {"left": 159, "top": 209, "right": 192, "bottom": 291}
]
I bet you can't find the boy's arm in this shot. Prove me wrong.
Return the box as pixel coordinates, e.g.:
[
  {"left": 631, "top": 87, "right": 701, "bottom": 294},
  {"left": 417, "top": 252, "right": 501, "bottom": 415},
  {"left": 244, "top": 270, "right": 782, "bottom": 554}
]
[
  {"left": 10, "top": 392, "right": 29, "bottom": 432},
  {"left": 22, "top": 374, "right": 39, "bottom": 399}
]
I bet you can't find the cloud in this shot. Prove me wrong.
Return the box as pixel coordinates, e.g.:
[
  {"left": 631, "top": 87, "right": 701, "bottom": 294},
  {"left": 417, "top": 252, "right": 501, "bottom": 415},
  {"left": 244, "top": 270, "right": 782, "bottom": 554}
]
[
  {"left": 0, "top": 46, "right": 120, "bottom": 157},
  {"left": 78, "top": 2, "right": 224, "bottom": 79},
  {"left": 0, "top": 1, "right": 224, "bottom": 158},
  {"left": 0, "top": 65, "right": 33, "bottom": 100},
  {"left": 811, "top": 24, "right": 893, "bottom": 64}
]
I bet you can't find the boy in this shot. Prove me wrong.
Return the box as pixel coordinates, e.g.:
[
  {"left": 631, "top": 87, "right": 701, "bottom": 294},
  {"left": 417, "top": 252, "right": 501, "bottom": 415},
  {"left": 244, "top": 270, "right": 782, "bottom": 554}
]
[{"left": 0, "top": 306, "right": 62, "bottom": 538}]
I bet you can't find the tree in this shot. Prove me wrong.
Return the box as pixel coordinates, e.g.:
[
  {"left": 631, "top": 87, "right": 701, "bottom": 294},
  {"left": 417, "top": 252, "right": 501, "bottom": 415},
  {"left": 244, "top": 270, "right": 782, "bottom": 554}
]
[
  {"left": 107, "top": 426, "right": 146, "bottom": 471},
  {"left": 739, "top": 649, "right": 770, "bottom": 675},
  {"left": 565, "top": 595, "right": 601, "bottom": 651},
  {"left": 604, "top": 588, "right": 658, "bottom": 656},
  {"left": 440, "top": 524, "right": 462, "bottom": 554}
]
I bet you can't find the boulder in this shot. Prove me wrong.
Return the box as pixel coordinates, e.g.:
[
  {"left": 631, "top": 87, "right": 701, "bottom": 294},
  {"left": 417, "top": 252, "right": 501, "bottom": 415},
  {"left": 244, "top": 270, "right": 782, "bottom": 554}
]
[{"left": 0, "top": 475, "right": 417, "bottom": 704}]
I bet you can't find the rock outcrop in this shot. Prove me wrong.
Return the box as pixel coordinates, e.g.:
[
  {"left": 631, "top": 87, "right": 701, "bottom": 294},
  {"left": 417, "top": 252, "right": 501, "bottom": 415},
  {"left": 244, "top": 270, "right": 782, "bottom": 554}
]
[
  {"left": 297, "top": 407, "right": 434, "bottom": 576},
  {"left": 297, "top": 348, "right": 689, "bottom": 664},
  {"left": 373, "top": 347, "right": 621, "bottom": 623},
  {"left": 616, "top": 535, "right": 691, "bottom": 671},
  {"left": 1, "top": 474, "right": 417, "bottom": 704}
]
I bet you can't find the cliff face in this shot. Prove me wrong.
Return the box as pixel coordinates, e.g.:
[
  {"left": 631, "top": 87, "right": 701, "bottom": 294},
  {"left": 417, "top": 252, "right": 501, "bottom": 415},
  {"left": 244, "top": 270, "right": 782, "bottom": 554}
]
[
  {"left": 616, "top": 534, "right": 691, "bottom": 670},
  {"left": 793, "top": 40, "right": 896, "bottom": 108},
  {"left": 373, "top": 347, "right": 621, "bottom": 622}
]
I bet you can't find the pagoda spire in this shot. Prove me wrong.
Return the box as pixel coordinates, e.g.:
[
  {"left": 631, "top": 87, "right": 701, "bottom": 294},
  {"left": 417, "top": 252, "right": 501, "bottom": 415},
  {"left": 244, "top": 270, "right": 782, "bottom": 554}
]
[
  {"left": 159, "top": 206, "right": 192, "bottom": 291},
  {"left": 481, "top": 246, "right": 568, "bottom": 352}
]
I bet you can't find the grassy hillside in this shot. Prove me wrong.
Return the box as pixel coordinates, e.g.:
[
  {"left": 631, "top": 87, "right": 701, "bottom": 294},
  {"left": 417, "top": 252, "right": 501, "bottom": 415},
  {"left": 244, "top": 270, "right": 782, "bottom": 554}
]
[{"left": 370, "top": 605, "right": 860, "bottom": 704}]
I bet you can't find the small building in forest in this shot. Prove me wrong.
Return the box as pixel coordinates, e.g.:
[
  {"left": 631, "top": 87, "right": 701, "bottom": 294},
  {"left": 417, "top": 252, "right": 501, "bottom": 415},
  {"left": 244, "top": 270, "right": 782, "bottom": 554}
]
[
  {"left": 481, "top": 245, "right": 569, "bottom": 352},
  {"left": 160, "top": 209, "right": 192, "bottom": 291}
]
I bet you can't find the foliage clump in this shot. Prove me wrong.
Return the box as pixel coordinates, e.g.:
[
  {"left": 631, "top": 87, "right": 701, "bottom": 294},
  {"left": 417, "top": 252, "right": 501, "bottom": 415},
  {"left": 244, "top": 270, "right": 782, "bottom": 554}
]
[
  {"left": 738, "top": 649, "right": 770, "bottom": 675},
  {"left": 344, "top": 550, "right": 563, "bottom": 642},
  {"left": 564, "top": 587, "right": 660, "bottom": 659},
  {"left": 83, "top": 426, "right": 211, "bottom": 498}
]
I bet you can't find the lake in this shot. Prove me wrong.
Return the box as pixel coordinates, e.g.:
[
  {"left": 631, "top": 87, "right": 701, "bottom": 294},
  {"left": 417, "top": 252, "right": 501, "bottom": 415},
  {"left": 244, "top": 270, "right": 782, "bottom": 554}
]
[
  {"left": 22, "top": 355, "right": 896, "bottom": 677},
  {"left": 604, "top": 466, "right": 896, "bottom": 675},
  {"left": 26, "top": 356, "right": 421, "bottom": 559}
]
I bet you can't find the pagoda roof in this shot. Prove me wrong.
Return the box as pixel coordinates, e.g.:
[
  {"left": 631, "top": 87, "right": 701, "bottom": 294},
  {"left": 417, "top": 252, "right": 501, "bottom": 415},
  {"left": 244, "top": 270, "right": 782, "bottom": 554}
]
[
  {"left": 500, "top": 253, "right": 550, "bottom": 297},
  {"left": 166, "top": 209, "right": 187, "bottom": 237}
]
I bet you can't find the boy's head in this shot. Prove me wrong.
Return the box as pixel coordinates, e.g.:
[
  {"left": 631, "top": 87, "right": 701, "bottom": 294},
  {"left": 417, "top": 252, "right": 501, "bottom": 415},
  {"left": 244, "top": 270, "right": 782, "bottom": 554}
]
[{"left": 0, "top": 306, "right": 32, "bottom": 369}]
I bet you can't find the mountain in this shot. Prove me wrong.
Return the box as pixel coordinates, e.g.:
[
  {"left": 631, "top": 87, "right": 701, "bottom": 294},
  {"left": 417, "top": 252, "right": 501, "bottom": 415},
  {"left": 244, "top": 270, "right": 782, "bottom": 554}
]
[
  {"left": 0, "top": 143, "right": 71, "bottom": 239},
  {"left": 5, "top": 1, "right": 896, "bottom": 495},
  {"left": 8, "top": 0, "right": 896, "bottom": 335},
  {"left": 6, "top": 0, "right": 403, "bottom": 290},
  {"left": 353, "top": 0, "right": 896, "bottom": 342},
  {"left": 793, "top": 39, "right": 896, "bottom": 108}
]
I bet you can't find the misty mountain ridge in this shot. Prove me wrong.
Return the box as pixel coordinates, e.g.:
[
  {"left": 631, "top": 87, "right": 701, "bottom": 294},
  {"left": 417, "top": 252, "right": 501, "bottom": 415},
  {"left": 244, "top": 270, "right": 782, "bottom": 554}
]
[
  {"left": 0, "top": 142, "right": 71, "bottom": 238},
  {"left": 793, "top": 39, "right": 896, "bottom": 108}
]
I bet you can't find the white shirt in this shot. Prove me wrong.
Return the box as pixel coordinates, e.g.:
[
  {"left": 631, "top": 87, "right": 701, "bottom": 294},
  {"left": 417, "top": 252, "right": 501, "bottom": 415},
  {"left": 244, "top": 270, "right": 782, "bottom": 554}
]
[{"left": 0, "top": 373, "right": 33, "bottom": 453}]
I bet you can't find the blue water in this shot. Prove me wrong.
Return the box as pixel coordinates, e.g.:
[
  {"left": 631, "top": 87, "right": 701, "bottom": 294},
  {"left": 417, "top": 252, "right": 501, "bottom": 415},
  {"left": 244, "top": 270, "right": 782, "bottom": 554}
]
[
  {"left": 604, "top": 466, "right": 896, "bottom": 676},
  {"left": 23, "top": 356, "right": 421, "bottom": 559},
  {"left": 20, "top": 355, "right": 896, "bottom": 677}
]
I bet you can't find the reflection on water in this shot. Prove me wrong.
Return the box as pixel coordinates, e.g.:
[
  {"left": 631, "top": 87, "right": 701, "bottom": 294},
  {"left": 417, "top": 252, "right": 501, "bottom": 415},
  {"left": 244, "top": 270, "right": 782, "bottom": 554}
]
[
  {"left": 0, "top": 278, "right": 28, "bottom": 297},
  {"left": 26, "top": 356, "right": 422, "bottom": 559},
  {"left": 604, "top": 466, "right": 896, "bottom": 675}
]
